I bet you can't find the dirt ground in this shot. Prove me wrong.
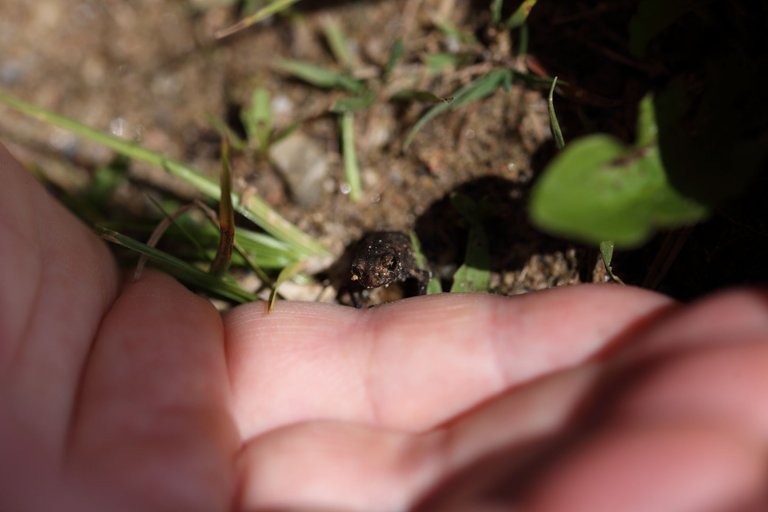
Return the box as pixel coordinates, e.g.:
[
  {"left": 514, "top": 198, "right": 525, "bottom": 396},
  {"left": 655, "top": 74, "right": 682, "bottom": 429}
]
[{"left": 1, "top": 0, "right": 765, "bottom": 304}]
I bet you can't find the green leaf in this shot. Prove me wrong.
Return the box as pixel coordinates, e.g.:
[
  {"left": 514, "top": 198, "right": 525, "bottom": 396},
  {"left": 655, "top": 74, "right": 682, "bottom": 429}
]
[
  {"left": 628, "top": 0, "right": 703, "bottom": 57},
  {"left": 321, "top": 17, "right": 355, "bottom": 69},
  {"left": 599, "top": 240, "right": 614, "bottom": 268},
  {"left": 654, "top": 55, "right": 768, "bottom": 205},
  {"left": 529, "top": 135, "right": 708, "bottom": 247},
  {"left": 491, "top": 0, "right": 503, "bottom": 24},
  {"left": 423, "top": 53, "right": 460, "bottom": 73},
  {"left": 241, "top": 87, "right": 272, "bottom": 152},
  {"left": 274, "top": 59, "right": 365, "bottom": 94},
  {"left": 268, "top": 261, "right": 303, "bottom": 312},
  {"left": 208, "top": 114, "right": 246, "bottom": 151},
  {"left": 389, "top": 89, "right": 446, "bottom": 103},
  {"left": 404, "top": 69, "right": 510, "bottom": 148},
  {"left": 215, "top": 0, "right": 301, "bottom": 38},
  {"left": 98, "top": 227, "right": 257, "bottom": 303},
  {"left": 451, "top": 69, "right": 510, "bottom": 108},
  {"left": 449, "top": 194, "right": 490, "bottom": 292},
  {"left": 547, "top": 77, "right": 565, "bottom": 150},
  {"left": 409, "top": 232, "right": 442, "bottom": 294},
  {"left": 0, "top": 90, "right": 330, "bottom": 259},
  {"left": 599, "top": 240, "right": 624, "bottom": 284},
  {"left": 505, "top": 0, "right": 539, "bottom": 29},
  {"left": 209, "top": 140, "right": 235, "bottom": 276},
  {"left": 635, "top": 94, "right": 657, "bottom": 148},
  {"left": 383, "top": 38, "right": 404, "bottom": 80},
  {"left": 434, "top": 20, "right": 478, "bottom": 46},
  {"left": 339, "top": 112, "right": 362, "bottom": 202},
  {"left": 330, "top": 92, "right": 375, "bottom": 113},
  {"left": 450, "top": 229, "right": 490, "bottom": 292}
]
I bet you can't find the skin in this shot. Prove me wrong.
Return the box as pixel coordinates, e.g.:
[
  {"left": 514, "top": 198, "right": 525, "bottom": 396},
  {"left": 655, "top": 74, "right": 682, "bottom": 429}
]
[{"left": 1, "top": 141, "right": 767, "bottom": 512}]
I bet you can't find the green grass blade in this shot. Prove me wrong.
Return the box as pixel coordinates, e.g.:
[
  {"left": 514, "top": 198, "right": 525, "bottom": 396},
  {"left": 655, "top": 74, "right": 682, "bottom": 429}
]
[
  {"left": 403, "top": 100, "right": 453, "bottom": 149},
  {"left": 451, "top": 69, "right": 509, "bottom": 108},
  {"left": 210, "top": 140, "right": 235, "bottom": 276},
  {"left": 0, "top": 90, "right": 329, "bottom": 259},
  {"left": 423, "top": 53, "right": 461, "bottom": 73},
  {"left": 215, "top": 0, "right": 301, "bottom": 38},
  {"left": 450, "top": 224, "right": 490, "bottom": 293},
  {"left": 635, "top": 94, "right": 658, "bottom": 148},
  {"left": 241, "top": 87, "right": 272, "bottom": 153},
  {"left": 404, "top": 69, "right": 509, "bottom": 148},
  {"left": 98, "top": 227, "right": 257, "bottom": 303},
  {"left": 599, "top": 240, "right": 624, "bottom": 284},
  {"left": 491, "top": 0, "right": 504, "bottom": 24},
  {"left": 389, "top": 89, "right": 446, "bottom": 103},
  {"left": 451, "top": 226, "right": 491, "bottom": 293},
  {"left": 322, "top": 17, "right": 355, "bottom": 70},
  {"left": 268, "top": 260, "right": 303, "bottom": 312},
  {"left": 233, "top": 229, "right": 297, "bottom": 268},
  {"left": 449, "top": 194, "right": 490, "bottom": 292},
  {"left": 505, "top": 0, "right": 539, "bottom": 29},
  {"left": 339, "top": 112, "right": 362, "bottom": 202},
  {"left": 547, "top": 77, "right": 565, "bottom": 150},
  {"left": 383, "top": 38, "right": 404, "bottom": 80},
  {"left": 275, "top": 59, "right": 365, "bottom": 94},
  {"left": 330, "top": 92, "right": 376, "bottom": 113},
  {"left": 409, "top": 232, "right": 442, "bottom": 294}
]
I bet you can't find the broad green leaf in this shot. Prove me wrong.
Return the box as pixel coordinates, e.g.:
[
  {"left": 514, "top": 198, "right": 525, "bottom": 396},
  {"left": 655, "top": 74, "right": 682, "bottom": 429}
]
[
  {"left": 529, "top": 135, "right": 707, "bottom": 247},
  {"left": 275, "top": 59, "right": 365, "bottom": 94},
  {"left": 654, "top": 55, "right": 768, "bottom": 205},
  {"left": 628, "top": 0, "right": 703, "bottom": 57}
]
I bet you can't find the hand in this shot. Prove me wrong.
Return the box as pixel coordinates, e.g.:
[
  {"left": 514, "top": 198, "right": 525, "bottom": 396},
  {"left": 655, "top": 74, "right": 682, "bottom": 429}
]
[{"left": 1, "top": 143, "right": 766, "bottom": 512}]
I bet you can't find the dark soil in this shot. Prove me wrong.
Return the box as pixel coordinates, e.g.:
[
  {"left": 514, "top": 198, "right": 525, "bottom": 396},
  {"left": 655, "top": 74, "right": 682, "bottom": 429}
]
[{"left": 1, "top": 0, "right": 765, "bottom": 304}]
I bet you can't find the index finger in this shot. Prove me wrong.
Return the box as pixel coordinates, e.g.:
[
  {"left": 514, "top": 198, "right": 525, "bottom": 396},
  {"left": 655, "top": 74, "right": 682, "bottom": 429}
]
[{"left": 225, "top": 285, "right": 672, "bottom": 438}]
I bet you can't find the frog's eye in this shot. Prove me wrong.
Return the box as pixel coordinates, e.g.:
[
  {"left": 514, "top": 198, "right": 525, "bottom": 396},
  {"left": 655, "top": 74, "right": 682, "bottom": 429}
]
[{"left": 385, "top": 255, "right": 398, "bottom": 271}]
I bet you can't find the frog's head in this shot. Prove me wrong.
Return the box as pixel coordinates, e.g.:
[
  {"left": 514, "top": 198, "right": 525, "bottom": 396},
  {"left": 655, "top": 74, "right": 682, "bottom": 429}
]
[{"left": 350, "top": 253, "right": 401, "bottom": 289}]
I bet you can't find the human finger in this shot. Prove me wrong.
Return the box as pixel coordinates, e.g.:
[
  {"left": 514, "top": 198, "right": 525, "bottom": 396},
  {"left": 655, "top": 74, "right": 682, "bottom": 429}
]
[
  {"left": 65, "top": 271, "right": 239, "bottom": 512},
  {"left": 0, "top": 143, "right": 118, "bottom": 481},
  {"left": 418, "top": 290, "right": 768, "bottom": 511},
  {"left": 225, "top": 285, "right": 672, "bottom": 437}
]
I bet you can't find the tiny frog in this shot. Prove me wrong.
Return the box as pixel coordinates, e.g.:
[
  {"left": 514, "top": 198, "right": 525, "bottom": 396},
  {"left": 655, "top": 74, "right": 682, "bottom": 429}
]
[{"left": 350, "top": 231, "right": 430, "bottom": 295}]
